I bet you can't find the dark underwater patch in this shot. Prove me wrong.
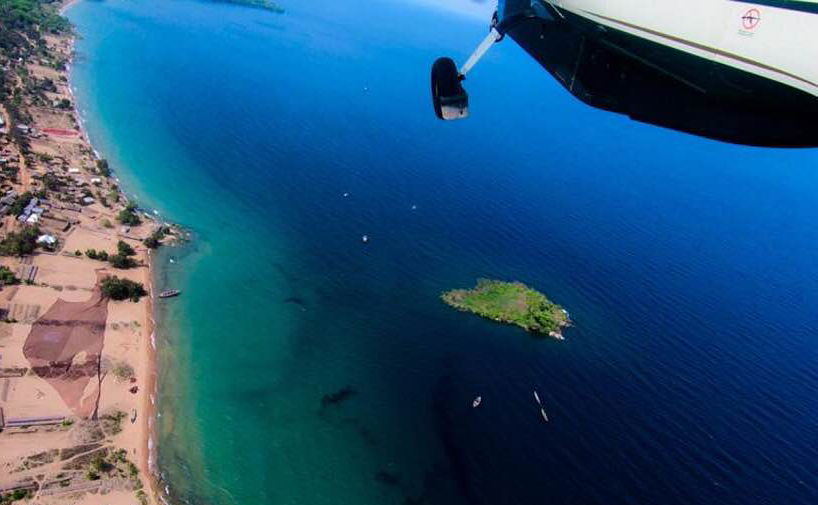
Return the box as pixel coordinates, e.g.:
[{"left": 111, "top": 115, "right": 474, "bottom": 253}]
[
  {"left": 283, "top": 296, "right": 308, "bottom": 311},
  {"left": 321, "top": 386, "right": 357, "bottom": 407},
  {"left": 375, "top": 470, "right": 401, "bottom": 486}
]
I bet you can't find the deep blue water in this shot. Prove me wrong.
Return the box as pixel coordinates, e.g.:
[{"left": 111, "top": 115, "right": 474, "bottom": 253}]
[{"left": 68, "top": 0, "right": 818, "bottom": 504}]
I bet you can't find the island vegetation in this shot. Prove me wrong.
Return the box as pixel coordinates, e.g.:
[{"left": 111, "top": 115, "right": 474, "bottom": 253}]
[{"left": 442, "top": 279, "right": 570, "bottom": 338}]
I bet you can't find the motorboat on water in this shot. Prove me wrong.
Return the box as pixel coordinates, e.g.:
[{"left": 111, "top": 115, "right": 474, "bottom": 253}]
[
  {"left": 159, "top": 289, "right": 181, "bottom": 299},
  {"left": 473, "top": 396, "right": 482, "bottom": 408}
]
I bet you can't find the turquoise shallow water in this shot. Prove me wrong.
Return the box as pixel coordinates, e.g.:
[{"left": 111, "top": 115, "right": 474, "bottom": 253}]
[{"left": 68, "top": 1, "right": 818, "bottom": 504}]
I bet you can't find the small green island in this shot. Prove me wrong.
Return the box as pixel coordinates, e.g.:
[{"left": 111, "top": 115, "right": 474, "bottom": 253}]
[
  {"left": 442, "top": 279, "right": 570, "bottom": 338},
  {"left": 216, "top": 0, "right": 285, "bottom": 13}
]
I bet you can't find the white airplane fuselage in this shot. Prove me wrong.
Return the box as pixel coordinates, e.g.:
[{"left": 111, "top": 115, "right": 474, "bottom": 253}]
[
  {"left": 495, "top": 0, "right": 818, "bottom": 146},
  {"left": 554, "top": 0, "right": 818, "bottom": 98}
]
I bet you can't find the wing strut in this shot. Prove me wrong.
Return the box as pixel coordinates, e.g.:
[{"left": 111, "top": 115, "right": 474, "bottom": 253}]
[{"left": 460, "top": 27, "right": 503, "bottom": 77}]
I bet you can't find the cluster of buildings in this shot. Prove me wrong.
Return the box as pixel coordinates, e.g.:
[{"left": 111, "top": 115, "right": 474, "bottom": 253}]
[
  {"left": 13, "top": 123, "right": 44, "bottom": 140},
  {"left": 0, "top": 190, "right": 17, "bottom": 215},
  {"left": 16, "top": 196, "right": 44, "bottom": 225},
  {"left": 0, "top": 147, "right": 21, "bottom": 177}
]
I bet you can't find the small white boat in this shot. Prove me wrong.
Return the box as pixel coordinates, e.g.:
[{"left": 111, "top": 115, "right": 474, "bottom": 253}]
[
  {"left": 533, "top": 390, "right": 541, "bottom": 405},
  {"left": 472, "top": 396, "right": 482, "bottom": 408},
  {"left": 361, "top": 235, "right": 369, "bottom": 243},
  {"left": 343, "top": 192, "right": 349, "bottom": 197},
  {"left": 540, "top": 407, "right": 549, "bottom": 422}
]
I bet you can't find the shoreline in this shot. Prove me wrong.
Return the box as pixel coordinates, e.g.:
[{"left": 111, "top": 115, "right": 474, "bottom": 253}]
[
  {"left": 59, "top": 2, "right": 165, "bottom": 503},
  {"left": 142, "top": 250, "right": 162, "bottom": 505},
  {"left": 59, "top": 0, "right": 81, "bottom": 15}
]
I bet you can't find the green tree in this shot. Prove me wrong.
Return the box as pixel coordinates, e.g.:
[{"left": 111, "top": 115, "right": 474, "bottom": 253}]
[
  {"left": 7, "top": 191, "right": 32, "bottom": 216},
  {"left": 109, "top": 254, "right": 136, "bottom": 269},
  {"left": 117, "top": 240, "right": 135, "bottom": 256},
  {"left": 96, "top": 158, "right": 111, "bottom": 177},
  {"left": 0, "top": 265, "right": 19, "bottom": 285},
  {"left": 117, "top": 202, "right": 141, "bottom": 226},
  {"left": 101, "top": 276, "right": 147, "bottom": 302},
  {"left": 0, "top": 226, "right": 40, "bottom": 257},
  {"left": 143, "top": 226, "right": 167, "bottom": 249}
]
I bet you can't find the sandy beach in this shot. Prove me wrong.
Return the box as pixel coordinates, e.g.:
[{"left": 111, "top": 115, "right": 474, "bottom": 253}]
[{"left": 0, "top": 3, "right": 170, "bottom": 504}]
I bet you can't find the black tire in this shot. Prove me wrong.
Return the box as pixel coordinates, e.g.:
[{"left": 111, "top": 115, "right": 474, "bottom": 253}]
[{"left": 431, "top": 57, "right": 461, "bottom": 119}]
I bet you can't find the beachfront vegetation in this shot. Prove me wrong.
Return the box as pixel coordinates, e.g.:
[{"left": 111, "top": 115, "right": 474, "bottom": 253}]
[
  {"left": 442, "top": 279, "right": 569, "bottom": 336},
  {"left": 101, "top": 276, "right": 147, "bottom": 302},
  {"left": 112, "top": 361, "right": 135, "bottom": 381},
  {"left": 96, "top": 158, "right": 111, "bottom": 177},
  {"left": 0, "top": 265, "right": 19, "bottom": 286},
  {"left": 109, "top": 240, "right": 137, "bottom": 269},
  {"left": 0, "top": 226, "right": 40, "bottom": 257},
  {"left": 109, "top": 253, "right": 136, "bottom": 269},
  {"left": 87, "top": 244, "right": 136, "bottom": 268},
  {"left": 101, "top": 410, "right": 127, "bottom": 435},
  {"left": 85, "top": 249, "right": 109, "bottom": 261},
  {"left": 143, "top": 226, "right": 167, "bottom": 249},
  {"left": 117, "top": 240, "right": 136, "bottom": 256},
  {"left": 117, "top": 202, "right": 141, "bottom": 226},
  {"left": 143, "top": 235, "right": 159, "bottom": 249}
]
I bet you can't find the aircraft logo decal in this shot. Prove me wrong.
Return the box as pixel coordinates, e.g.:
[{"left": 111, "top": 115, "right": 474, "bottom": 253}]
[{"left": 742, "top": 8, "right": 761, "bottom": 30}]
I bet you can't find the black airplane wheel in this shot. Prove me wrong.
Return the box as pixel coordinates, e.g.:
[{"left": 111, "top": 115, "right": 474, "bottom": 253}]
[{"left": 431, "top": 57, "right": 468, "bottom": 120}]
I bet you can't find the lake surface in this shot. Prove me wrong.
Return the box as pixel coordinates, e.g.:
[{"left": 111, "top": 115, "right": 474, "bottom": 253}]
[{"left": 68, "top": 0, "right": 818, "bottom": 504}]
